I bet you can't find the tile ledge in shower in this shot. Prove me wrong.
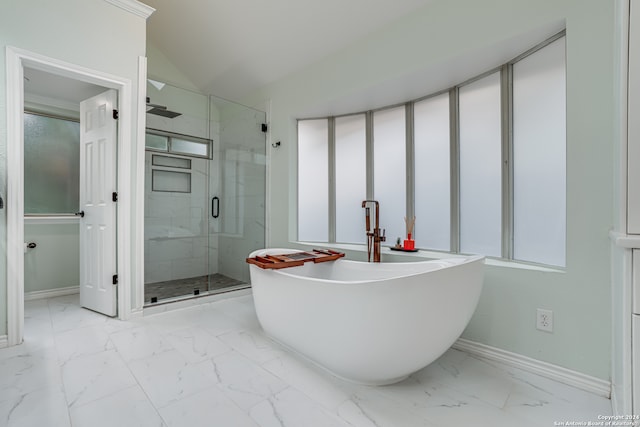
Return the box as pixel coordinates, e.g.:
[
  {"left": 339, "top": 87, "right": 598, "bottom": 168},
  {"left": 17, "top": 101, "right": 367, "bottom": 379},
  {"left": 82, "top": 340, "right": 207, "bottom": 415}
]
[{"left": 293, "top": 241, "right": 565, "bottom": 273}]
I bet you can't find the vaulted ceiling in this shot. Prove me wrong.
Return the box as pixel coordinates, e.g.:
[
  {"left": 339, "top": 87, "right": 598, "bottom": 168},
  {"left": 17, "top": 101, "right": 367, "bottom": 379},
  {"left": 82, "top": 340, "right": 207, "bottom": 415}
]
[{"left": 142, "top": 0, "right": 434, "bottom": 101}]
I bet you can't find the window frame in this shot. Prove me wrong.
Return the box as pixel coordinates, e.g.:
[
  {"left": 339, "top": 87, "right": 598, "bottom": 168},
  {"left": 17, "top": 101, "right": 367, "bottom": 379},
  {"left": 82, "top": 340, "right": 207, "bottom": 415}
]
[
  {"left": 145, "top": 128, "right": 212, "bottom": 159},
  {"left": 296, "top": 30, "right": 566, "bottom": 268},
  {"left": 23, "top": 111, "right": 81, "bottom": 217}
]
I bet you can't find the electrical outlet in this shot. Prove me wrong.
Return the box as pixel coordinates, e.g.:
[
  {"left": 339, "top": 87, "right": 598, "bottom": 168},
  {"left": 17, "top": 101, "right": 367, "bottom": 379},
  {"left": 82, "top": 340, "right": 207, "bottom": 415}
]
[{"left": 536, "top": 308, "right": 553, "bottom": 332}]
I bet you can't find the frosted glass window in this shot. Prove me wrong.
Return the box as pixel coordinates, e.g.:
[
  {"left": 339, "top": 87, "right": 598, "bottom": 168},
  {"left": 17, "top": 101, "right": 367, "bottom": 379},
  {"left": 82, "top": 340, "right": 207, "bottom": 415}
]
[
  {"left": 152, "top": 170, "right": 191, "bottom": 193},
  {"left": 146, "top": 133, "right": 168, "bottom": 150},
  {"left": 414, "top": 94, "right": 451, "bottom": 251},
  {"left": 24, "top": 113, "right": 80, "bottom": 214},
  {"left": 459, "top": 72, "right": 502, "bottom": 256},
  {"left": 298, "top": 119, "right": 329, "bottom": 241},
  {"left": 513, "top": 38, "right": 566, "bottom": 266},
  {"left": 335, "top": 115, "right": 366, "bottom": 244},
  {"left": 373, "top": 106, "right": 406, "bottom": 245},
  {"left": 171, "top": 137, "right": 209, "bottom": 158},
  {"left": 152, "top": 154, "right": 191, "bottom": 169}
]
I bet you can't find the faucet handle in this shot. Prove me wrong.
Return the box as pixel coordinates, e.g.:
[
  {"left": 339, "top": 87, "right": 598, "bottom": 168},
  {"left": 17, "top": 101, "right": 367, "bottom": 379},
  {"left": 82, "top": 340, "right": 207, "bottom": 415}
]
[{"left": 381, "top": 228, "right": 386, "bottom": 241}]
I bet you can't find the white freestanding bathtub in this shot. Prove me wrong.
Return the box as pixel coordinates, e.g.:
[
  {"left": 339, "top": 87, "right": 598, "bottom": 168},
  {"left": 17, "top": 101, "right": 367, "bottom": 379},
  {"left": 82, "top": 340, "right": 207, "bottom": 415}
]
[{"left": 248, "top": 248, "right": 484, "bottom": 385}]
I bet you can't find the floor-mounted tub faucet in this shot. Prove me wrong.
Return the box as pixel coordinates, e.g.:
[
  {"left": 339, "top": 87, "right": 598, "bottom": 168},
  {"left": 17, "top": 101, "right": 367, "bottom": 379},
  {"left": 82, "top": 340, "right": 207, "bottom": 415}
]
[{"left": 362, "top": 200, "right": 385, "bottom": 262}]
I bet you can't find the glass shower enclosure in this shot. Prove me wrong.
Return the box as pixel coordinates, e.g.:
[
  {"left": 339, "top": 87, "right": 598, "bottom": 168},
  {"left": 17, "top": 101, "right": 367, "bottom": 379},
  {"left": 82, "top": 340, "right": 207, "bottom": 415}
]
[{"left": 144, "top": 80, "right": 266, "bottom": 304}]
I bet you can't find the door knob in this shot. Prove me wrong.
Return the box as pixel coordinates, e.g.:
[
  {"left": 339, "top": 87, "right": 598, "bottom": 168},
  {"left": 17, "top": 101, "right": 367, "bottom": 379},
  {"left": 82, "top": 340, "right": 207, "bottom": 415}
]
[
  {"left": 75, "top": 211, "right": 85, "bottom": 218},
  {"left": 26, "top": 242, "right": 36, "bottom": 249}
]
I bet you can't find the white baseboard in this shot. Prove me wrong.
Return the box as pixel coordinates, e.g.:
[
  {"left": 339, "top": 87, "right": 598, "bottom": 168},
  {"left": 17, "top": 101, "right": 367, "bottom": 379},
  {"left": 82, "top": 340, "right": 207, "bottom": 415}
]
[
  {"left": 612, "top": 388, "right": 621, "bottom": 416},
  {"left": 24, "top": 286, "right": 79, "bottom": 301},
  {"left": 129, "top": 308, "right": 144, "bottom": 319},
  {"left": 0, "top": 335, "right": 8, "bottom": 349},
  {"left": 453, "top": 338, "right": 611, "bottom": 398}
]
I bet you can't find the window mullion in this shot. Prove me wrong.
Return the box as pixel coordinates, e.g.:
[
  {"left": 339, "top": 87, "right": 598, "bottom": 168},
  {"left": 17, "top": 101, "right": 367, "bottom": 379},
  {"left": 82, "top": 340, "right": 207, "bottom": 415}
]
[
  {"left": 366, "top": 111, "right": 374, "bottom": 199},
  {"left": 328, "top": 117, "right": 336, "bottom": 243},
  {"left": 501, "top": 64, "right": 514, "bottom": 260},
  {"left": 450, "top": 88, "right": 460, "bottom": 253},
  {"left": 406, "top": 103, "right": 415, "bottom": 228}
]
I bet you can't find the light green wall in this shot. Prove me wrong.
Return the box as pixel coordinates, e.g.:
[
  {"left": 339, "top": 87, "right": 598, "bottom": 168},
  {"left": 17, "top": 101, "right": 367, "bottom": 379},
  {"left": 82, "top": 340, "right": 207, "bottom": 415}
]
[
  {"left": 242, "top": 0, "right": 616, "bottom": 380},
  {"left": 0, "top": 0, "right": 148, "bottom": 334},
  {"left": 24, "top": 223, "right": 79, "bottom": 293}
]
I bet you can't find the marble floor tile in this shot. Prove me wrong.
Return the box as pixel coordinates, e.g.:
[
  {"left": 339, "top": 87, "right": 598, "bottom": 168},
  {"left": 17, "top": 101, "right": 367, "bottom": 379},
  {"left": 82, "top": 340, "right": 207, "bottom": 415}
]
[
  {"left": 128, "top": 349, "right": 218, "bottom": 408},
  {"left": 412, "top": 348, "right": 515, "bottom": 408},
  {"left": 62, "top": 349, "right": 138, "bottom": 408},
  {"left": 54, "top": 324, "right": 114, "bottom": 364},
  {"left": 334, "top": 399, "right": 384, "bottom": 427},
  {"left": 213, "top": 295, "right": 262, "bottom": 330},
  {"left": 339, "top": 387, "right": 439, "bottom": 427},
  {"left": 69, "top": 385, "right": 165, "bottom": 427},
  {"left": 502, "top": 371, "right": 613, "bottom": 425},
  {"left": 109, "top": 324, "right": 174, "bottom": 362},
  {"left": 249, "top": 387, "right": 351, "bottom": 427},
  {"left": 162, "top": 325, "right": 231, "bottom": 363},
  {"left": 1, "top": 292, "right": 612, "bottom": 427},
  {"left": 217, "top": 328, "right": 286, "bottom": 364},
  {"left": 20, "top": 313, "right": 56, "bottom": 353},
  {"left": 23, "top": 299, "right": 52, "bottom": 325},
  {"left": 197, "top": 306, "right": 246, "bottom": 336},
  {"left": 261, "top": 351, "right": 353, "bottom": 411},
  {"left": 204, "top": 350, "right": 288, "bottom": 410},
  {"left": 158, "top": 386, "right": 257, "bottom": 427},
  {"left": 47, "top": 294, "right": 108, "bottom": 333},
  {"left": 143, "top": 305, "right": 206, "bottom": 333},
  {"left": 0, "top": 385, "right": 70, "bottom": 427},
  {"left": 0, "top": 346, "right": 62, "bottom": 396}
]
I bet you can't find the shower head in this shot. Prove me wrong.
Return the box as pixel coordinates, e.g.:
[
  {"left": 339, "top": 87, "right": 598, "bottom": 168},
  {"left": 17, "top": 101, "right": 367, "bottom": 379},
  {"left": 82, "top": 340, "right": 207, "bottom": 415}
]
[
  {"left": 147, "top": 107, "right": 182, "bottom": 118},
  {"left": 146, "top": 98, "right": 182, "bottom": 118}
]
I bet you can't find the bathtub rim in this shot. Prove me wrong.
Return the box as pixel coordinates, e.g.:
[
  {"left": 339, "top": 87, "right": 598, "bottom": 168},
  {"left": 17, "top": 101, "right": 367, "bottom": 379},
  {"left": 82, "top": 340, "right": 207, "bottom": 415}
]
[{"left": 249, "top": 248, "right": 485, "bottom": 285}]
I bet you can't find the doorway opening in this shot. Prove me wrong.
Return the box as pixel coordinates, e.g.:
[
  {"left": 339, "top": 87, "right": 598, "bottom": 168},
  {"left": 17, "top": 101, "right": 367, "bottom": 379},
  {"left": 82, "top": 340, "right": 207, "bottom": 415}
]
[{"left": 6, "top": 46, "right": 137, "bottom": 346}]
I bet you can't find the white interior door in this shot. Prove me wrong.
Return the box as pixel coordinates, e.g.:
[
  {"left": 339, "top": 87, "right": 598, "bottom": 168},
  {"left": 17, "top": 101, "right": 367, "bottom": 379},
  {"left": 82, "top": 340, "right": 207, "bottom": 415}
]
[{"left": 79, "top": 89, "right": 118, "bottom": 316}]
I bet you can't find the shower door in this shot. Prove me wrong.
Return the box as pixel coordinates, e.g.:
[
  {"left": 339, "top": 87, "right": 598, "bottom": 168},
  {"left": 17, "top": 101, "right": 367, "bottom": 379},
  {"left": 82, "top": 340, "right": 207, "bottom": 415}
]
[
  {"left": 144, "top": 134, "right": 213, "bottom": 303},
  {"left": 208, "top": 95, "right": 266, "bottom": 290},
  {"left": 144, "top": 81, "right": 214, "bottom": 304}
]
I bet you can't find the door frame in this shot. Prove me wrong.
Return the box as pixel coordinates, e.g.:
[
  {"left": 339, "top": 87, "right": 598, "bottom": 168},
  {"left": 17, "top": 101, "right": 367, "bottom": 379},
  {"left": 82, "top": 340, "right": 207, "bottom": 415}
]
[{"left": 6, "top": 46, "right": 137, "bottom": 346}]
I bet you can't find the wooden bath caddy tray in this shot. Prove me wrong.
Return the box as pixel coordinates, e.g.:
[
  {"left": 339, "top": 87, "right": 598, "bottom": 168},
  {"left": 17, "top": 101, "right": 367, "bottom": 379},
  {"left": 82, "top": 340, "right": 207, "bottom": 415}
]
[{"left": 246, "top": 249, "right": 345, "bottom": 269}]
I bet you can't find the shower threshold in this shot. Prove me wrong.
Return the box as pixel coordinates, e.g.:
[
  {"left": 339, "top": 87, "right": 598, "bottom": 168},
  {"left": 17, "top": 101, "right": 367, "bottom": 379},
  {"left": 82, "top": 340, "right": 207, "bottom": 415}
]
[{"left": 144, "top": 273, "right": 248, "bottom": 306}]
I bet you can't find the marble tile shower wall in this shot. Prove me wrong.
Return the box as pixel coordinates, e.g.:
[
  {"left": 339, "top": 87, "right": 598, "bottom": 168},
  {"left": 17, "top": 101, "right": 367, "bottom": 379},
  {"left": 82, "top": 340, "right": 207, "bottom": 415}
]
[{"left": 144, "top": 153, "right": 214, "bottom": 284}]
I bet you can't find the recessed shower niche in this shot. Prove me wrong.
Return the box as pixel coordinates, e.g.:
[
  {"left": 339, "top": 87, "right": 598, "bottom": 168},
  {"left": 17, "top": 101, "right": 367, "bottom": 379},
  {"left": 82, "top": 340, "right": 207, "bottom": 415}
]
[{"left": 144, "top": 80, "right": 266, "bottom": 304}]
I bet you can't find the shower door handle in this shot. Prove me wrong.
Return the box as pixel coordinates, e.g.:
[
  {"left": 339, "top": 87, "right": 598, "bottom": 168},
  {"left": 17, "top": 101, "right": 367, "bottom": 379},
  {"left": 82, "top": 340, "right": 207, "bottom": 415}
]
[{"left": 212, "top": 197, "right": 220, "bottom": 218}]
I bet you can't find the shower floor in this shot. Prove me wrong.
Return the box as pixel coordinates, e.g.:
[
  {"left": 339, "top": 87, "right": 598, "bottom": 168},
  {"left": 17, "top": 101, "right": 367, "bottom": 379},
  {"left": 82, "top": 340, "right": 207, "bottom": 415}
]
[{"left": 144, "top": 273, "right": 246, "bottom": 304}]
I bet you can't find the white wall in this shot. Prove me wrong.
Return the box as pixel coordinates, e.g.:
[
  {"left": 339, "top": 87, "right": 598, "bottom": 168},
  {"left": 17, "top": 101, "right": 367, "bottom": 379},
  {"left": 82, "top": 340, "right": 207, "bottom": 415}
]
[
  {"left": 0, "top": 0, "right": 149, "bottom": 332},
  {"left": 241, "top": 0, "right": 617, "bottom": 381},
  {"left": 146, "top": 42, "right": 200, "bottom": 93}
]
